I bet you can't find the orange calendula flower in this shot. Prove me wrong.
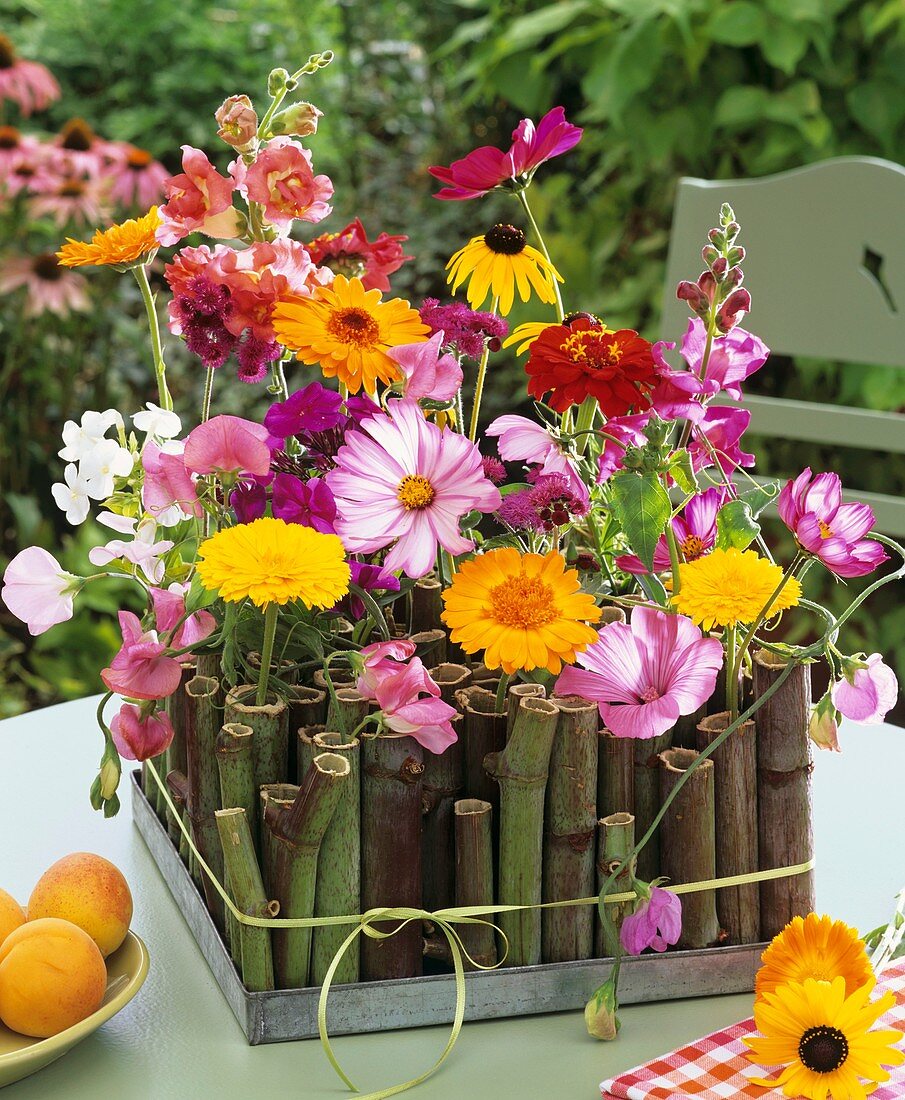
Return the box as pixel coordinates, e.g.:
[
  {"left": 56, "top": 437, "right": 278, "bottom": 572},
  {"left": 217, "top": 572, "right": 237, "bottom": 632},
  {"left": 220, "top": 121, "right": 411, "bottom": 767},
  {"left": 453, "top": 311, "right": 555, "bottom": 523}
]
[
  {"left": 56, "top": 207, "right": 162, "bottom": 270},
  {"left": 756, "top": 913, "right": 874, "bottom": 1001},
  {"left": 271, "top": 274, "right": 428, "bottom": 394},
  {"left": 441, "top": 547, "right": 601, "bottom": 675}
]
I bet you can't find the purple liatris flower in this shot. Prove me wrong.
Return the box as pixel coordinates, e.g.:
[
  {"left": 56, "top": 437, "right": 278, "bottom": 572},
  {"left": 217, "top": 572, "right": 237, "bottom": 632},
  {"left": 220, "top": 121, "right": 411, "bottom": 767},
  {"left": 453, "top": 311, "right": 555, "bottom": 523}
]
[
  {"left": 620, "top": 884, "right": 682, "bottom": 955},
  {"left": 271, "top": 473, "right": 337, "bottom": 533},
  {"left": 419, "top": 298, "right": 508, "bottom": 359},
  {"left": 555, "top": 606, "right": 723, "bottom": 739},
  {"left": 264, "top": 381, "right": 346, "bottom": 438},
  {"left": 777, "top": 468, "right": 888, "bottom": 578},
  {"left": 832, "top": 654, "right": 898, "bottom": 725}
]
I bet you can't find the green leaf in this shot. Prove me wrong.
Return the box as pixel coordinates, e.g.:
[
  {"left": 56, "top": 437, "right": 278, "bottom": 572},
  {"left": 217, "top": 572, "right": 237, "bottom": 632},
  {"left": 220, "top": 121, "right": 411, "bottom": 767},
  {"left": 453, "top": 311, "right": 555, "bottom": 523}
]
[
  {"left": 760, "top": 19, "right": 810, "bottom": 74},
  {"left": 716, "top": 499, "right": 760, "bottom": 551},
  {"left": 708, "top": 2, "right": 768, "bottom": 46},
  {"left": 667, "top": 449, "right": 699, "bottom": 495},
  {"left": 498, "top": 1, "right": 590, "bottom": 55},
  {"left": 185, "top": 572, "right": 219, "bottom": 613},
  {"left": 609, "top": 470, "right": 671, "bottom": 572},
  {"left": 739, "top": 481, "right": 780, "bottom": 518},
  {"left": 715, "top": 85, "right": 770, "bottom": 128}
]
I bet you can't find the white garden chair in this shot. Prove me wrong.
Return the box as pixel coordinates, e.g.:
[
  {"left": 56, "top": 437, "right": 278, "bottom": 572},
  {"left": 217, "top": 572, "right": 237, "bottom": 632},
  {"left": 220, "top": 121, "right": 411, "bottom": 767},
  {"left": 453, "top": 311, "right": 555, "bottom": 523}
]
[{"left": 661, "top": 157, "right": 905, "bottom": 536}]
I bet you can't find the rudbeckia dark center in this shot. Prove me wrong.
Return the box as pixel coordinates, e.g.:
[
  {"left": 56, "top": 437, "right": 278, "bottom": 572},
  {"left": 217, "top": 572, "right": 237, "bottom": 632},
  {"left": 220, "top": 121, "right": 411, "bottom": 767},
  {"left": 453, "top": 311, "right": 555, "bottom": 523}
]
[
  {"left": 0, "top": 126, "right": 21, "bottom": 149},
  {"left": 484, "top": 223, "right": 526, "bottom": 255},
  {"left": 0, "top": 35, "right": 16, "bottom": 69},
  {"left": 59, "top": 118, "right": 95, "bottom": 151},
  {"left": 32, "top": 253, "right": 63, "bottom": 281},
  {"left": 798, "top": 1026, "right": 848, "bottom": 1073}
]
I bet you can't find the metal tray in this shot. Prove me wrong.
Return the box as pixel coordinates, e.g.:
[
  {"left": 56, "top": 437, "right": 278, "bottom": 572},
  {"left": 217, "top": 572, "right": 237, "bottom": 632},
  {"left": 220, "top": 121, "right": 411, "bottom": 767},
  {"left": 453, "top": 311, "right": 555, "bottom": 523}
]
[{"left": 131, "top": 771, "right": 764, "bottom": 1044}]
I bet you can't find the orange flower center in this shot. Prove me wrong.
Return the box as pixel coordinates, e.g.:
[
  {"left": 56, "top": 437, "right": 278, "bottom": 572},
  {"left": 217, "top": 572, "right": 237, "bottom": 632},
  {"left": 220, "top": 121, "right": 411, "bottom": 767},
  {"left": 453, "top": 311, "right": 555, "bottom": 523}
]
[
  {"left": 327, "top": 306, "right": 380, "bottom": 348},
  {"left": 127, "top": 148, "right": 153, "bottom": 169},
  {"left": 59, "top": 179, "right": 86, "bottom": 197},
  {"left": 490, "top": 574, "right": 558, "bottom": 629},
  {"left": 680, "top": 534, "right": 705, "bottom": 559},
  {"left": 818, "top": 519, "right": 833, "bottom": 539},
  {"left": 59, "top": 118, "right": 95, "bottom": 152},
  {"left": 397, "top": 474, "right": 434, "bottom": 510},
  {"left": 0, "top": 35, "right": 16, "bottom": 69},
  {"left": 0, "top": 125, "right": 21, "bottom": 149},
  {"left": 561, "top": 330, "right": 624, "bottom": 376}
]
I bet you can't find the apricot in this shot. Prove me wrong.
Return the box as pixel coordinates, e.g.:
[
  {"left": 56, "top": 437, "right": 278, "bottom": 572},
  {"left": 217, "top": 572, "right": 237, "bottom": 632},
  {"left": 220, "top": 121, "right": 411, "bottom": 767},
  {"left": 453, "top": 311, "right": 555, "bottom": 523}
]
[
  {"left": 28, "top": 853, "right": 132, "bottom": 958},
  {"left": 0, "top": 918, "right": 106, "bottom": 1037},
  {"left": 0, "top": 889, "right": 26, "bottom": 948}
]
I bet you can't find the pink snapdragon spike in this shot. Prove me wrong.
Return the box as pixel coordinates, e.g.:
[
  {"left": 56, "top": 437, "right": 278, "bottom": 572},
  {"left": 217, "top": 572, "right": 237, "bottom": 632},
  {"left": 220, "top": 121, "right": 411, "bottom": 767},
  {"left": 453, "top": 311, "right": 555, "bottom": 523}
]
[
  {"left": 183, "top": 414, "right": 272, "bottom": 477},
  {"left": 355, "top": 638, "right": 417, "bottom": 697},
  {"left": 777, "top": 468, "right": 888, "bottom": 578},
  {"left": 429, "top": 107, "right": 582, "bottom": 200},
  {"left": 616, "top": 487, "right": 723, "bottom": 575},
  {"left": 0, "top": 546, "right": 79, "bottom": 636},
  {"left": 679, "top": 318, "right": 768, "bottom": 401},
  {"left": 100, "top": 611, "right": 184, "bottom": 701},
  {"left": 387, "top": 331, "right": 464, "bottom": 403},
  {"left": 327, "top": 398, "right": 501, "bottom": 578},
  {"left": 620, "top": 884, "right": 682, "bottom": 955},
  {"left": 110, "top": 703, "right": 174, "bottom": 762},
  {"left": 142, "top": 442, "right": 203, "bottom": 524},
  {"left": 687, "top": 405, "right": 754, "bottom": 474},
  {"left": 150, "top": 584, "right": 216, "bottom": 651},
  {"left": 271, "top": 473, "right": 337, "bottom": 533},
  {"left": 232, "top": 137, "right": 333, "bottom": 229},
  {"left": 156, "top": 145, "right": 241, "bottom": 247},
  {"left": 597, "top": 413, "right": 651, "bottom": 482},
  {"left": 556, "top": 606, "right": 723, "bottom": 740},
  {"left": 215, "top": 94, "right": 258, "bottom": 152},
  {"left": 832, "top": 654, "right": 898, "bottom": 725},
  {"left": 374, "top": 657, "right": 458, "bottom": 754}
]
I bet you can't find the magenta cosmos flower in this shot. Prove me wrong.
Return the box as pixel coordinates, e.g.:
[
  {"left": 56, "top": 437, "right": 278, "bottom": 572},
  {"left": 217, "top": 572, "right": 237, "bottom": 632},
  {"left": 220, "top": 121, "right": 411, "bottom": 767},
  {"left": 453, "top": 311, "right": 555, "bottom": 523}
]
[
  {"left": 778, "top": 468, "right": 888, "bottom": 578},
  {"left": 832, "top": 654, "right": 898, "bottom": 725},
  {"left": 616, "top": 487, "right": 723, "bottom": 575},
  {"left": 1, "top": 546, "right": 79, "bottom": 636},
  {"left": 620, "top": 884, "right": 682, "bottom": 955},
  {"left": 429, "top": 107, "right": 582, "bottom": 200},
  {"left": 556, "top": 606, "right": 723, "bottom": 739},
  {"left": 326, "top": 398, "right": 501, "bottom": 578}
]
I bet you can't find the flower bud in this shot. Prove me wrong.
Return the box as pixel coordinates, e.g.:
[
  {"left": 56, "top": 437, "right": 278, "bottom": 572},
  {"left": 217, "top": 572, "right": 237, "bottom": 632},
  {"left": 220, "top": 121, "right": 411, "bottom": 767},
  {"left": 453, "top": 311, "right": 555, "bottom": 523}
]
[
  {"left": 621, "top": 445, "right": 645, "bottom": 470},
  {"left": 720, "top": 202, "right": 736, "bottom": 225},
  {"left": 697, "top": 270, "right": 717, "bottom": 301},
  {"left": 724, "top": 265, "right": 744, "bottom": 289},
  {"left": 728, "top": 246, "right": 745, "bottom": 265},
  {"left": 708, "top": 227, "right": 724, "bottom": 246},
  {"left": 725, "top": 220, "right": 740, "bottom": 240},
  {"left": 585, "top": 977, "right": 620, "bottom": 1041},
  {"left": 675, "top": 280, "right": 709, "bottom": 315},
  {"left": 702, "top": 245, "right": 719, "bottom": 267},
  {"left": 809, "top": 696, "right": 841, "bottom": 753},
  {"left": 100, "top": 756, "right": 121, "bottom": 800},
  {"left": 711, "top": 256, "right": 728, "bottom": 278},
  {"left": 715, "top": 288, "right": 751, "bottom": 333},
  {"left": 268, "top": 68, "right": 290, "bottom": 97},
  {"left": 268, "top": 101, "right": 323, "bottom": 138},
  {"left": 215, "top": 94, "right": 258, "bottom": 152}
]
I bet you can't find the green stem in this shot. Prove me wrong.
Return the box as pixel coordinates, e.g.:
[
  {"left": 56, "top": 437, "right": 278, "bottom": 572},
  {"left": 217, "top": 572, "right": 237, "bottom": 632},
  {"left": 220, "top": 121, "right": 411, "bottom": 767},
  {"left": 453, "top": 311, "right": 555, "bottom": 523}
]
[
  {"left": 350, "top": 584, "right": 391, "bottom": 641},
  {"left": 201, "top": 365, "right": 215, "bottom": 423},
  {"left": 516, "top": 189, "right": 564, "bottom": 321},
  {"left": 573, "top": 396, "right": 597, "bottom": 456},
  {"left": 725, "top": 622, "right": 739, "bottom": 722},
  {"left": 133, "top": 264, "right": 172, "bottom": 411},
  {"left": 665, "top": 521, "right": 682, "bottom": 597},
  {"left": 734, "top": 552, "right": 805, "bottom": 680},
  {"left": 257, "top": 603, "right": 279, "bottom": 706},
  {"left": 469, "top": 296, "right": 499, "bottom": 441},
  {"left": 494, "top": 671, "right": 513, "bottom": 714}
]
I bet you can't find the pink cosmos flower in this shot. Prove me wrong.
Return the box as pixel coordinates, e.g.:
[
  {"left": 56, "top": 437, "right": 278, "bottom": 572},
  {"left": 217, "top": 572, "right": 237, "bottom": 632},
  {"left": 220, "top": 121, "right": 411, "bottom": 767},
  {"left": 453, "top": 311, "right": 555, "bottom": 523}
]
[
  {"left": 101, "top": 611, "right": 184, "bottom": 700},
  {"left": 832, "top": 654, "right": 898, "bottom": 725},
  {"left": 387, "top": 331, "right": 464, "bottom": 402},
  {"left": 679, "top": 318, "right": 768, "bottom": 401},
  {"left": 1, "top": 546, "right": 79, "bottom": 636},
  {"left": 777, "top": 468, "right": 888, "bottom": 578},
  {"left": 355, "top": 638, "right": 417, "bottom": 697},
  {"left": 150, "top": 584, "right": 216, "bottom": 651},
  {"left": 183, "top": 415, "right": 271, "bottom": 477},
  {"left": 487, "top": 413, "right": 587, "bottom": 500},
  {"left": 374, "top": 657, "right": 458, "bottom": 754},
  {"left": 0, "top": 36, "right": 60, "bottom": 115},
  {"left": 430, "top": 107, "right": 582, "bottom": 200},
  {"left": 88, "top": 518, "right": 175, "bottom": 585},
  {"left": 156, "top": 146, "right": 240, "bottom": 247},
  {"left": 597, "top": 413, "right": 651, "bottom": 482},
  {"left": 620, "top": 885, "right": 682, "bottom": 955},
  {"left": 271, "top": 473, "right": 336, "bottom": 533},
  {"left": 616, "top": 487, "right": 723, "bottom": 575},
  {"left": 142, "top": 442, "right": 203, "bottom": 524},
  {"left": 687, "top": 406, "right": 754, "bottom": 474},
  {"left": 110, "top": 703, "right": 174, "bottom": 762},
  {"left": 232, "top": 137, "right": 333, "bottom": 230},
  {"left": 0, "top": 253, "right": 89, "bottom": 317},
  {"left": 555, "top": 606, "right": 723, "bottom": 739},
  {"left": 327, "top": 398, "right": 501, "bottom": 578},
  {"left": 107, "top": 143, "right": 169, "bottom": 209}
]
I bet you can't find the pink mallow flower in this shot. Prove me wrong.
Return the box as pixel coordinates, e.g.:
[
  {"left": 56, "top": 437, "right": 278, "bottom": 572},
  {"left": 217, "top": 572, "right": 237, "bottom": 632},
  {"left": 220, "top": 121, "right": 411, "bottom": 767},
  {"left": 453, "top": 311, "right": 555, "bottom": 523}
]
[
  {"left": 355, "top": 639, "right": 418, "bottom": 698},
  {"left": 327, "top": 398, "right": 501, "bottom": 578},
  {"left": 556, "top": 606, "right": 723, "bottom": 740},
  {"left": 616, "top": 487, "right": 723, "bottom": 575},
  {"left": 157, "top": 146, "right": 241, "bottom": 247},
  {"left": 232, "top": 137, "right": 333, "bottom": 230},
  {"left": 150, "top": 584, "right": 216, "bottom": 651},
  {"left": 374, "top": 657, "right": 458, "bottom": 754},
  {"left": 101, "top": 611, "right": 184, "bottom": 700},
  {"left": 777, "top": 468, "right": 888, "bottom": 579},
  {"left": 142, "top": 442, "right": 202, "bottom": 525},
  {"left": 110, "top": 703, "right": 174, "bottom": 762},
  {"left": 387, "top": 331, "right": 463, "bottom": 403},
  {"left": 832, "top": 654, "right": 898, "bottom": 725},
  {"left": 1, "top": 546, "right": 79, "bottom": 636},
  {"left": 620, "top": 884, "right": 682, "bottom": 955},
  {"left": 183, "top": 415, "right": 272, "bottom": 478},
  {"left": 430, "top": 107, "right": 582, "bottom": 200}
]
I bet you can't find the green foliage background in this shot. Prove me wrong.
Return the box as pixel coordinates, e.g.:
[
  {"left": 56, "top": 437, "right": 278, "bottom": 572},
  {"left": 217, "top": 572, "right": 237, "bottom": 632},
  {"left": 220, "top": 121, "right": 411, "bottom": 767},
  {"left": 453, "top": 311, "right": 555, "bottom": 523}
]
[{"left": 1, "top": 0, "right": 903, "bottom": 716}]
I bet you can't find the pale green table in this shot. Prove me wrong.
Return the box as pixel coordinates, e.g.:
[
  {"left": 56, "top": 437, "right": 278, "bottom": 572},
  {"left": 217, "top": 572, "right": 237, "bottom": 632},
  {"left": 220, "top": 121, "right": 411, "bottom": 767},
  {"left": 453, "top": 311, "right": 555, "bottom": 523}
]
[{"left": 1, "top": 696, "right": 902, "bottom": 1099}]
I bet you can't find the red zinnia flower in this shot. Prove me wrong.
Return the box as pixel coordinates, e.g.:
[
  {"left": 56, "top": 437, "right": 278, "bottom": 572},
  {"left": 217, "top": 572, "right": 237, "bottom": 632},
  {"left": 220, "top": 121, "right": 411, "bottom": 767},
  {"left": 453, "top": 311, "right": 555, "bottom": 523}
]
[
  {"left": 306, "top": 217, "right": 411, "bottom": 293},
  {"left": 525, "top": 319, "right": 658, "bottom": 416}
]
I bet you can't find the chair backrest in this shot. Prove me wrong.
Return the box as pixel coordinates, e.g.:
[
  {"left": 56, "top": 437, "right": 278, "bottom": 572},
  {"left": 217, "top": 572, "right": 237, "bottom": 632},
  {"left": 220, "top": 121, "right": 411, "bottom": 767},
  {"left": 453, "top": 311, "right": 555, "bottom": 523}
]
[{"left": 661, "top": 157, "right": 905, "bottom": 535}]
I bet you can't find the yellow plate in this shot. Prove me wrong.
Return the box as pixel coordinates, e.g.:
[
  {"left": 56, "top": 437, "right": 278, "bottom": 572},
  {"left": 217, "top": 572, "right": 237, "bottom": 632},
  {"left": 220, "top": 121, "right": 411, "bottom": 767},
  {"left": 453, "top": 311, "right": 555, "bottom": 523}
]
[{"left": 0, "top": 930, "right": 149, "bottom": 1089}]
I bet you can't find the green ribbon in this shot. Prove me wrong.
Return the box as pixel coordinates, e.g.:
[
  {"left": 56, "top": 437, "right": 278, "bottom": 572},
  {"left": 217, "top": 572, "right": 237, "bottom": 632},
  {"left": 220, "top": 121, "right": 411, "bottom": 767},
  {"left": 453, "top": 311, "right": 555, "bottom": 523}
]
[{"left": 145, "top": 759, "right": 815, "bottom": 1099}]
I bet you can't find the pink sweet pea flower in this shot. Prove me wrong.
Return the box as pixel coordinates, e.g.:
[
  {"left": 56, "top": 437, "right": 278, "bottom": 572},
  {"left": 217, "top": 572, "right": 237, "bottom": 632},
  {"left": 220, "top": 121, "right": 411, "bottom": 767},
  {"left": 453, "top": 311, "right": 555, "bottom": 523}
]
[
  {"left": 374, "top": 657, "right": 458, "bottom": 754},
  {"left": 620, "top": 884, "right": 682, "bottom": 955},
  {"left": 142, "top": 441, "right": 202, "bottom": 524},
  {"left": 232, "top": 137, "right": 333, "bottom": 230},
  {"left": 679, "top": 318, "right": 768, "bottom": 401},
  {"left": 832, "top": 654, "right": 898, "bottom": 725},
  {"left": 327, "top": 398, "right": 501, "bottom": 578},
  {"left": 777, "top": 468, "right": 888, "bottom": 578},
  {"left": 387, "top": 331, "right": 464, "bottom": 402},
  {"left": 88, "top": 518, "right": 175, "bottom": 585},
  {"left": 555, "top": 606, "right": 723, "bottom": 740},
  {"left": 110, "top": 703, "right": 174, "bottom": 762},
  {"left": 150, "top": 584, "right": 216, "bottom": 650},
  {"left": 156, "top": 145, "right": 241, "bottom": 247},
  {"left": 101, "top": 611, "right": 184, "bottom": 700},
  {"left": 597, "top": 413, "right": 651, "bottom": 483},
  {"left": 616, "top": 487, "right": 723, "bottom": 575},
  {"left": 183, "top": 415, "right": 272, "bottom": 477},
  {"left": 429, "top": 107, "right": 582, "bottom": 200},
  {"left": 687, "top": 406, "right": 754, "bottom": 474},
  {"left": 1, "top": 546, "right": 79, "bottom": 636},
  {"left": 355, "top": 638, "right": 417, "bottom": 697},
  {"left": 271, "top": 473, "right": 337, "bottom": 533}
]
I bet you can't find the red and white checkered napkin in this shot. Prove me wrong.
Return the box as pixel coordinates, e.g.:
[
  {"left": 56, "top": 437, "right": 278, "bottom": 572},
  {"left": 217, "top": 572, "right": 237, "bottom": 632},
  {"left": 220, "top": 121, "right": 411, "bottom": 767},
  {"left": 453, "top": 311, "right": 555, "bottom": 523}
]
[{"left": 600, "top": 962, "right": 905, "bottom": 1099}]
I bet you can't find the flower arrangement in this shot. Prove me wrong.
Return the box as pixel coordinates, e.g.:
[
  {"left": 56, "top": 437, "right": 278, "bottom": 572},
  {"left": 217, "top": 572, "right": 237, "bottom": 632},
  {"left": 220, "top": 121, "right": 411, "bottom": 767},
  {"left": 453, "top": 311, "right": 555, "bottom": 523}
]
[{"left": 2, "top": 49, "right": 903, "bottom": 1096}]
